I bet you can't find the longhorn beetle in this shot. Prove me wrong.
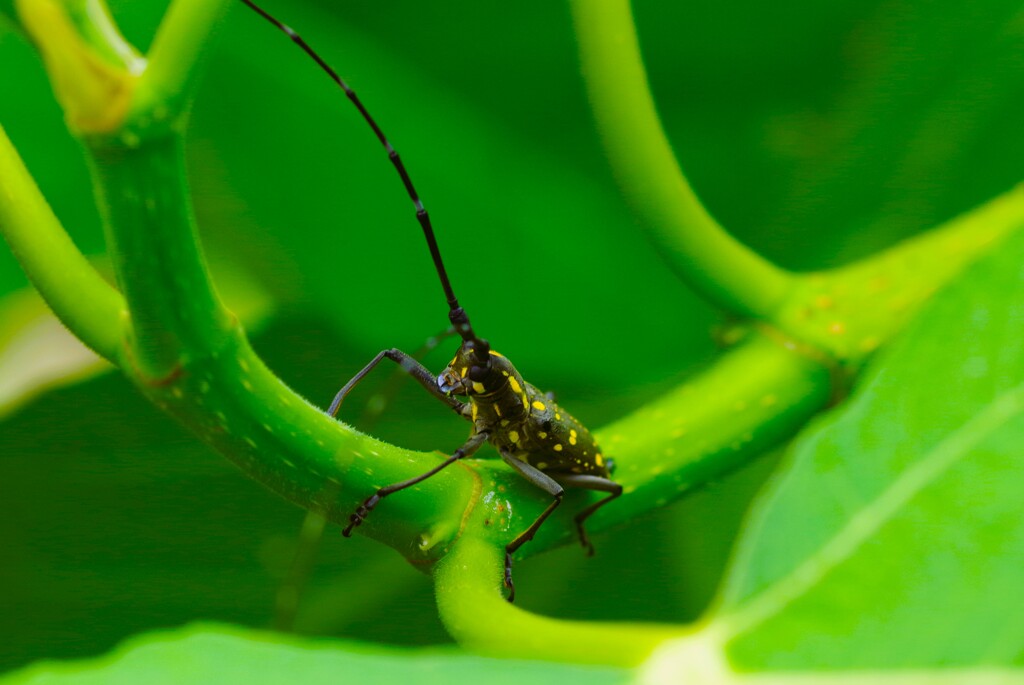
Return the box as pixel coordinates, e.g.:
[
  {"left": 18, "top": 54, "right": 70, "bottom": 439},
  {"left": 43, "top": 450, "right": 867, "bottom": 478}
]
[{"left": 240, "top": 0, "right": 622, "bottom": 601}]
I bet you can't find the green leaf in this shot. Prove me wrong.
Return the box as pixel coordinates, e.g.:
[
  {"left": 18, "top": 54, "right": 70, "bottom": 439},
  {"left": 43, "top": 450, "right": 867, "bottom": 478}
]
[
  {"left": 708, "top": 228, "right": 1024, "bottom": 668},
  {"left": 0, "top": 624, "right": 629, "bottom": 685}
]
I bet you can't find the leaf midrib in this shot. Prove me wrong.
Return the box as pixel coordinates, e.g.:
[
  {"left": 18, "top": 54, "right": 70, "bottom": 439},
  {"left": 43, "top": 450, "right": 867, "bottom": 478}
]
[{"left": 715, "top": 380, "right": 1024, "bottom": 640}]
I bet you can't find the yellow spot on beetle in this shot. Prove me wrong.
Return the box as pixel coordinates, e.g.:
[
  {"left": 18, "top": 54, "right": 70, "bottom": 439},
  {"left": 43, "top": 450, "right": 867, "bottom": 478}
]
[
  {"left": 595, "top": 454, "right": 604, "bottom": 466},
  {"left": 489, "top": 350, "right": 505, "bottom": 357},
  {"left": 569, "top": 435, "right": 577, "bottom": 445},
  {"left": 539, "top": 431, "right": 548, "bottom": 439},
  {"left": 472, "top": 381, "right": 486, "bottom": 393},
  {"left": 532, "top": 400, "right": 546, "bottom": 411},
  {"left": 460, "top": 366, "right": 468, "bottom": 378},
  {"left": 509, "top": 377, "right": 523, "bottom": 393},
  {"left": 471, "top": 404, "right": 479, "bottom": 421},
  {"left": 522, "top": 395, "right": 529, "bottom": 410},
  {"left": 537, "top": 462, "right": 548, "bottom": 469},
  {"left": 508, "top": 430, "right": 520, "bottom": 443},
  {"left": 554, "top": 444, "right": 563, "bottom": 451},
  {"left": 494, "top": 404, "right": 503, "bottom": 417},
  {"left": 555, "top": 413, "right": 562, "bottom": 421}
]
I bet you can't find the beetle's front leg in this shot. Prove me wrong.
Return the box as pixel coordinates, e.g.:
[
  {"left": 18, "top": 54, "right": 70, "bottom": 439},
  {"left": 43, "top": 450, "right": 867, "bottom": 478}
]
[{"left": 328, "top": 348, "right": 467, "bottom": 418}]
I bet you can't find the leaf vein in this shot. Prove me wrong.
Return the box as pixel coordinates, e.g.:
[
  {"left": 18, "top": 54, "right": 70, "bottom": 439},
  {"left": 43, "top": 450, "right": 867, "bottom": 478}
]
[{"left": 720, "top": 381, "right": 1024, "bottom": 639}]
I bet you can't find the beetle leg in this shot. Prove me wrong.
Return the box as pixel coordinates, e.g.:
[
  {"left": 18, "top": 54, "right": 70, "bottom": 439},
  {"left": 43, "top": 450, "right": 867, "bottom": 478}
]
[
  {"left": 552, "top": 473, "right": 623, "bottom": 557},
  {"left": 328, "top": 348, "right": 467, "bottom": 418},
  {"left": 343, "top": 430, "right": 489, "bottom": 536},
  {"left": 498, "top": 451, "right": 565, "bottom": 603}
]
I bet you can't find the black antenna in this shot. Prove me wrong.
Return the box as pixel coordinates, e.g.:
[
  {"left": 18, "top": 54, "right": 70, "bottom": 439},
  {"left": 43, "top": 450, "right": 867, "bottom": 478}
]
[{"left": 239, "top": 0, "right": 486, "bottom": 352}]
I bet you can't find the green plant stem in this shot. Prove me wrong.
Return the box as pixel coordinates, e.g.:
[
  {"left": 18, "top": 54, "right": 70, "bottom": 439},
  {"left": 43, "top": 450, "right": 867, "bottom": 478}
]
[
  {"left": 55, "top": 0, "right": 141, "bottom": 68},
  {"left": 15, "top": 0, "right": 141, "bottom": 134},
  {"left": 435, "top": 535, "right": 687, "bottom": 666},
  {"left": 775, "top": 184, "right": 1024, "bottom": 365},
  {"left": 0, "top": 123, "right": 124, "bottom": 361},
  {"left": 571, "top": 0, "right": 794, "bottom": 321},
  {"left": 88, "top": 133, "right": 232, "bottom": 377},
  {"left": 135, "top": 0, "right": 232, "bottom": 122},
  {"left": 592, "top": 334, "right": 831, "bottom": 524}
]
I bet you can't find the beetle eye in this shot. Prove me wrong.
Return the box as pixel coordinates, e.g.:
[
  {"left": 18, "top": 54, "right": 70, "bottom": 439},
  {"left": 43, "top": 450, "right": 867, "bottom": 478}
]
[{"left": 468, "top": 364, "right": 489, "bottom": 382}]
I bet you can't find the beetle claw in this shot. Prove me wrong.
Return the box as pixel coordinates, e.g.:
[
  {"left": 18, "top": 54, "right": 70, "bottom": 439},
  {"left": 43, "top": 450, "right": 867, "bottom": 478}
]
[
  {"left": 342, "top": 493, "right": 382, "bottom": 536},
  {"left": 503, "top": 551, "right": 516, "bottom": 603}
]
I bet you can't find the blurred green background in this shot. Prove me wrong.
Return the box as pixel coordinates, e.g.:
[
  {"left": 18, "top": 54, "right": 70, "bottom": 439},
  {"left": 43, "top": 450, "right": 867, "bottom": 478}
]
[{"left": 0, "top": 0, "right": 1021, "bottom": 673}]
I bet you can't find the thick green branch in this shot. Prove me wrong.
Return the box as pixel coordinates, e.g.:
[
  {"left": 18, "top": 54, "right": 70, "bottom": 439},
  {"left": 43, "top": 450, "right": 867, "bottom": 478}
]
[
  {"left": 571, "top": 0, "right": 794, "bottom": 320},
  {"left": 594, "top": 334, "right": 830, "bottom": 524},
  {"left": 776, "top": 184, "right": 1024, "bottom": 365},
  {"left": 0, "top": 124, "right": 124, "bottom": 361},
  {"left": 88, "top": 133, "right": 233, "bottom": 376}
]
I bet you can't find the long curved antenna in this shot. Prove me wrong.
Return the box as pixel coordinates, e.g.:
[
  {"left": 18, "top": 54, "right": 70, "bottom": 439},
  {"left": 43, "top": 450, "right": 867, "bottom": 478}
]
[{"left": 239, "top": 0, "right": 484, "bottom": 349}]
